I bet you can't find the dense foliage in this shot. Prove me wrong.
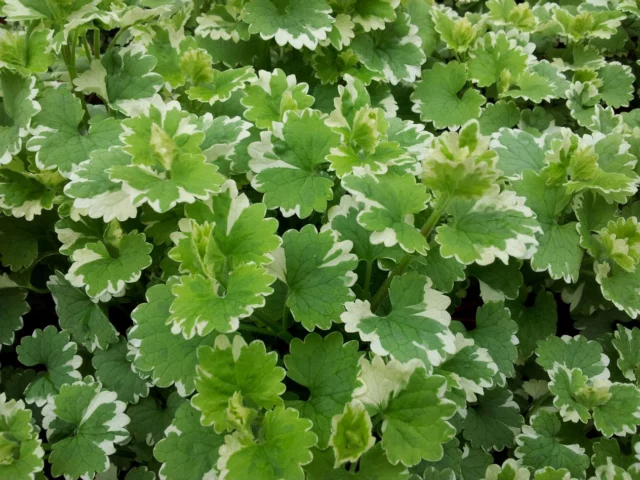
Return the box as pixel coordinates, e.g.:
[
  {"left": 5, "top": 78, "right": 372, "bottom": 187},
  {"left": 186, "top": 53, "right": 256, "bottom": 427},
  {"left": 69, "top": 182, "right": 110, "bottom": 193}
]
[{"left": 2, "top": 0, "right": 640, "bottom": 478}]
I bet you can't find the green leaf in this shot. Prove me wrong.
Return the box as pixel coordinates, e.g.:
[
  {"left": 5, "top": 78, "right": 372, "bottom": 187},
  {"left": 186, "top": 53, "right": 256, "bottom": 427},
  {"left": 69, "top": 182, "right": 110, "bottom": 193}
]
[
  {"left": 380, "top": 370, "right": 457, "bottom": 466},
  {"left": 92, "top": 338, "right": 151, "bottom": 404},
  {"left": 415, "top": 246, "right": 466, "bottom": 294},
  {"left": 544, "top": 131, "right": 639, "bottom": 204},
  {"left": 553, "top": 8, "right": 625, "bottom": 41},
  {"left": 195, "top": 6, "right": 251, "bottom": 43},
  {"left": 125, "top": 467, "right": 156, "bottom": 480},
  {"left": 100, "top": 50, "right": 164, "bottom": 115},
  {"left": 217, "top": 406, "right": 317, "bottom": 480},
  {"left": 0, "top": 169, "right": 55, "bottom": 221},
  {"left": 305, "top": 443, "right": 408, "bottom": 479},
  {"left": 197, "top": 114, "right": 252, "bottom": 168},
  {"left": 591, "top": 437, "right": 637, "bottom": 469},
  {"left": 66, "top": 232, "right": 153, "bottom": 300},
  {"left": 196, "top": 36, "right": 262, "bottom": 68},
  {"left": 592, "top": 383, "right": 640, "bottom": 437},
  {"left": 16, "top": 326, "right": 82, "bottom": 407},
  {"left": 128, "top": 283, "right": 216, "bottom": 396},
  {"left": 386, "top": 117, "right": 432, "bottom": 160},
  {"left": 0, "top": 393, "right": 44, "bottom": 480},
  {"left": 514, "top": 171, "right": 583, "bottom": 283},
  {"left": 168, "top": 264, "right": 275, "bottom": 338},
  {"left": 351, "top": 13, "right": 426, "bottom": 85},
  {"left": 327, "top": 142, "right": 415, "bottom": 179},
  {"left": 329, "top": 400, "right": 375, "bottom": 467},
  {"left": 342, "top": 172, "right": 430, "bottom": 254},
  {"left": 64, "top": 147, "right": 137, "bottom": 222},
  {"left": 435, "top": 191, "right": 541, "bottom": 266},
  {"left": 187, "top": 66, "right": 256, "bottom": 105},
  {"left": 405, "top": 0, "right": 438, "bottom": 55},
  {"left": 248, "top": 109, "right": 339, "bottom": 218},
  {"left": 462, "top": 387, "right": 523, "bottom": 452},
  {"left": 0, "top": 214, "right": 49, "bottom": 271},
  {"left": 537, "top": 335, "right": 609, "bottom": 380},
  {"left": 612, "top": 325, "right": 640, "bottom": 382},
  {"left": 244, "top": 0, "right": 334, "bottom": 50},
  {"left": 483, "top": 459, "right": 531, "bottom": 480},
  {"left": 566, "top": 81, "right": 601, "bottom": 128},
  {"left": 507, "top": 290, "right": 557, "bottom": 360},
  {"left": 411, "top": 62, "right": 485, "bottom": 129},
  {"left": 596, "top": 217, "right": 640, "bottom": 273},
  {"left": 533, "top": 468, "right": 577, "bottom": 480},
  {"left": 468, "top": 302, "right": 518, "bottom": 385},
  {"left": 109, "top": 152, "right": 225, "bottom": 214},
  {"left": 43, "top": 380, "right": 129, "bottom": 479},
  {"left": 127, "top": 392, "right": 184, "bottom": 447},
  {"left": 502, "top": 71, "right": 557, "bottom": 104},
  {"left": 486, "top": 0, "right": 537, "bottom": 30},
  {"left": 28, "top": 87, "right": 122, "bottom": 177},
  {"left": 426, "top": 438, "right": 494, "bottom": 480},
  {"left": 120, "top": 98, "right": 203, "bottom": 168},
  {"left": 154, "top": 402, "right": 224, "bottom": 480},
  {"left": 241, "top": 69, "right": 314, "bottom": 129},
  {"left": 349, "top": 0, "right": 399, "bottom": 30},
  {"left": 467, "top": 259, "right": 523, "bottom": 302},
  {"left": 0, "top": 29, "right": 54, "bottom": 76},
  {"left": 0, "top": 71, "right": 40, "bottom": 164},
  {"left": 192, "top": 335, "right": 285, "bottom": 432},
  {"left": 180, "top": 181, "right": 281, "bottom": 274},
  {"left": 431, "top": 7, "right": 481, "bottom": 53},
  {"left": 48, "top": 271, "right": 118, "bottom": 352},
  {"left": 326, "top": 13, "right": 356, "bottom": 50},
  {"left": 144, "top": 27, "right": 184, "bottom": 88},
  {"left": 468, "top": 32, "right": 529, "bottom": 88},
  {"left": 422, "top": 121, "right": 498, "bottom": 200},
  {"left": 0, "top": 276, "right": 29, "bottom": 351},
  {"left": 530, "top": 61, "right": 570, "bottom": 100},
  {"left": 342, "top": 271, "right": 455, "bottom": 371},
  {"left": 353, "top": 355, "right": 415, "bottom": 417},
  {"left": 549, "top": 364, "right": 617, "bottom": 426},
  {"left": 54, "top": 215, "right": 106, "bottom": 257},
  {"left": 435, "top": 334, "right": 499, "bottom": 402},
  {"left": 515, "top": 410, "right": 590, "bottom": 479},
  {"left": 478, "top": 101, "right": 520, "bottom": 135},
  {"left": 491, "top": 128, "right": 545, "bottom": 180},
  {"left": 597, "top": 264, "right": 640, "bottom": 319},
  {"left": 327, "top": 195, "right": 405, "bottom": 265},
  {"left": 178, "top": 47, "right": 215, "bottom": 87},
  {"left": 274, "top": 225, "right": 357, "bottom": 331},
  {"left": 285, "top": 332, "right": 362, "bottom": 448}
]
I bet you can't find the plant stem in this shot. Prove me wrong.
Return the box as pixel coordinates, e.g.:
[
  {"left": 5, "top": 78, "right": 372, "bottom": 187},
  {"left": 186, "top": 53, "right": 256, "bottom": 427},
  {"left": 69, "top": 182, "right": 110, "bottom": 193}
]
[
  {"left": 526, "top": 392, "right": 551, "bottom": 420},
  {"left": 93, "top": 29, "right": 101, "bottom": 58},
  {"left": 190, "top": 0, "right": 201, "bottom": 25},
  {"left": 254, "top": 312, "right": 294, "bottom": 342},
  {"left": 363, "top": 260, "right": 373, "bottom": 300},
  {"left": 282, "top": 302, "right": 291, "bottom": 330},
  {"left": 82, "top": 33, "right": 92, "bottom": 63},
  {"left": 369, "top": 196, "right": 451, "bottom": 312},
  {"left": 106, "top": 27, "right": 128, "bottom": 52},
  {"left": 238, "top": 324, "right": 276, "bottom": 336},
  {"left": 66, "top": 31, "right": 78, "bottom": 82},
  {"left": 61, "top": 29, "right": 91, "bottom": 123},
  {"left": 22, "top": 284, "right": 50, "bottom": 294},
  {"left": 580, "top": 268, "right": 595, "bottom": 277},
  {"left": 23, "top": 21, "right": 34, "bottom": 66}
]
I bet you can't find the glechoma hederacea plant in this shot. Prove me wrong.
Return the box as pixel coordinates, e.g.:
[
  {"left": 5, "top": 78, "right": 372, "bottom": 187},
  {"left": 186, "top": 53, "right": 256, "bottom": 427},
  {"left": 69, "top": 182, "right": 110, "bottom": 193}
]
[{"left": 3, "top": 0, "right": 640, "bottom": 479}]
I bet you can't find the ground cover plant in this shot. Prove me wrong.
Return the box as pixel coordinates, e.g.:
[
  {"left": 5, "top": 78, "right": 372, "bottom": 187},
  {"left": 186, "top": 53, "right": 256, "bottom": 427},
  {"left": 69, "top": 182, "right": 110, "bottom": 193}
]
[{"left": 3, "top": 0, "right": 640, "bottom": 479}]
